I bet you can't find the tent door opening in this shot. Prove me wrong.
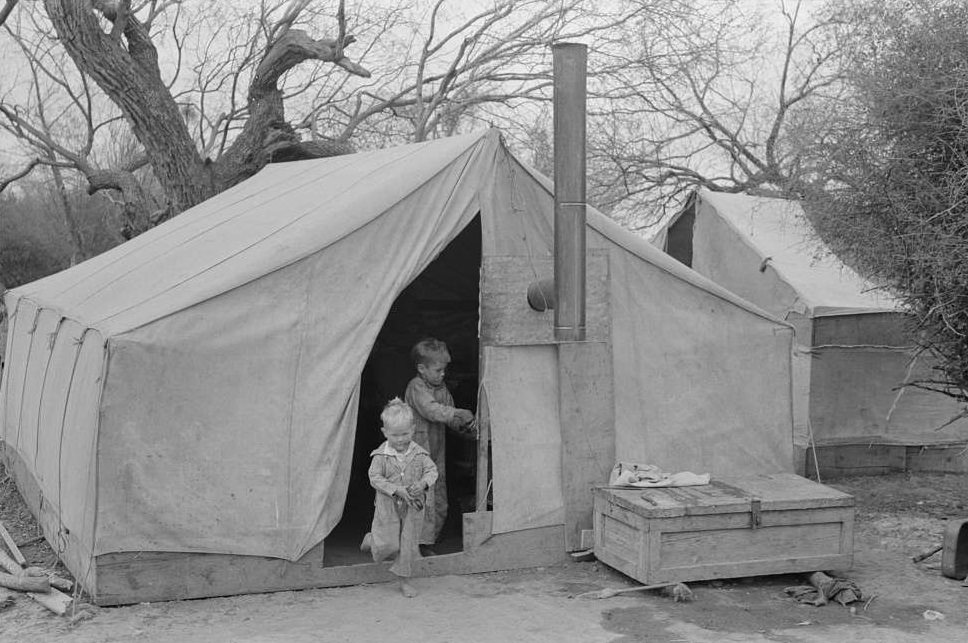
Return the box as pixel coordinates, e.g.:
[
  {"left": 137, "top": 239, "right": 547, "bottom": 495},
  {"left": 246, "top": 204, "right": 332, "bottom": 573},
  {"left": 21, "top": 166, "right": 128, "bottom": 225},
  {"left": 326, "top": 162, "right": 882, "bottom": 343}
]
[{"left": 324, "top": 215, "right": 482, "bottom": 566}]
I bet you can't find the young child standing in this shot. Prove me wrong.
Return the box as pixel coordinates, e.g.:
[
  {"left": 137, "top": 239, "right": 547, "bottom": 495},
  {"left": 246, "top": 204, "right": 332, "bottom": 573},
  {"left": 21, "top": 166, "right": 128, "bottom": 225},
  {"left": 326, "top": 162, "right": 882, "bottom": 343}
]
[
  {"left": 404, "top": 338, "right": 475, "bottom": 551},
  {"left": 361, "top": 398, "right": 438, "bottom": 597}
]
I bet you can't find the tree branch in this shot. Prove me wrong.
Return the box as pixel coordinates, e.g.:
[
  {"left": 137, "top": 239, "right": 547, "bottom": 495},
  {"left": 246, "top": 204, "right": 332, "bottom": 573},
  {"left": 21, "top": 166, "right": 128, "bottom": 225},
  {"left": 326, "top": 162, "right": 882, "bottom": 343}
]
[
  {"left": 0, "top": 103, "right": 91, "bottom": 173},
  {"left": 0, "top": 158, "right": 41, "bottom": 194},
  {"left": 107, "top": 0, "right": 131, "bottom": 42},
  {"left": 0, "top": 0, "right": 17, "bottom": 27},
  {"left": 86, "top": 167, "right": 158, "bottom": 236},
  {"left": 251, "top": 28, "right": 370, "bottom": 101},
  {"left": 264, "top": 136, "right": 354, "bottom": 162}
]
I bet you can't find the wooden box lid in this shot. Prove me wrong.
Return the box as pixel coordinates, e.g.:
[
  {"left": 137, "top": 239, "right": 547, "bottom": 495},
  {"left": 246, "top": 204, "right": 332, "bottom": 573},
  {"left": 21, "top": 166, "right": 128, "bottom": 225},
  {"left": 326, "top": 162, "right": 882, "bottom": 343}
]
[{"left": 594, "top": 473, "right": 854, "bottom": 518}]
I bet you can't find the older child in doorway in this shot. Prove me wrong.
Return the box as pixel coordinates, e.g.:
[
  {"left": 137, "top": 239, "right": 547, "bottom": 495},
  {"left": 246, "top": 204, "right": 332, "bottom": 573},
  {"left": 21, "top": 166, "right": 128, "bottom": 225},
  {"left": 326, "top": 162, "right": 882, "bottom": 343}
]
[
  {"left": 404, "top": 338, "right": 475, "bottom": 554},
  {"left": 361, "top": 398, "right": 438, "bottom": 597}
]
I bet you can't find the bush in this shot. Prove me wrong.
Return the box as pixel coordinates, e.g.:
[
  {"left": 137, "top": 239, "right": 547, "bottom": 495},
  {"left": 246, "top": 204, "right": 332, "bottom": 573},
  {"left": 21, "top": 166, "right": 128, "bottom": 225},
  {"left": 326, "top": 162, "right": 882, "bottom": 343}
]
[
  {"left": 807, "top": 0, "right": 968, "bottom": 403},
  {"left": 0, "top": 239, "right": 68, "bottom": 289}
]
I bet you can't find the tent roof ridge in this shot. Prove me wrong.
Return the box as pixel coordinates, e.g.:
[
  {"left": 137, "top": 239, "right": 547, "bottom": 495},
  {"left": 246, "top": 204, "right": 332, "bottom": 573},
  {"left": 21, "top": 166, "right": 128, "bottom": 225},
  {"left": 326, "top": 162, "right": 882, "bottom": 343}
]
[
  {"left": 39, "top": 160, "right": 341, "bottom": 303},
  {"left": 93, "top": 131, "right": 495, "bottom": 334},
  {"left": 695, "top": 188, "right": 820, "bottom": 312},
  {"left": 696, "top": 188, "right": 900, "bottom": 314}
]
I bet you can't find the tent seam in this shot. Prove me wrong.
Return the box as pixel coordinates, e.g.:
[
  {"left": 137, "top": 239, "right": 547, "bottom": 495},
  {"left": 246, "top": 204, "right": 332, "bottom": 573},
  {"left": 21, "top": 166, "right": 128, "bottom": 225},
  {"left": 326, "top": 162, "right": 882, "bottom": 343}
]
[
  {"left": 1, "top": 296, "right": 23, "bottom": 447},
  {"left": 13, "top": 304, "right": 42, "bottom": 453},
  {"left": 33, "top": 316, "right": 66, "bottom": 467},
  {"left": 55, "top": 327, "right": 87, "bottom": 512},
  {"left": 53, "top": 326, "right": 87, "bottom": 578},
  {"left": 90, "top": 336, "right": 110, "bottom": 560},
  {"left": 5, "top": 295, "right": 104, "bottom": 335},
  {"left": 283, "top": 268, "right": 313, "bottom": 558}
]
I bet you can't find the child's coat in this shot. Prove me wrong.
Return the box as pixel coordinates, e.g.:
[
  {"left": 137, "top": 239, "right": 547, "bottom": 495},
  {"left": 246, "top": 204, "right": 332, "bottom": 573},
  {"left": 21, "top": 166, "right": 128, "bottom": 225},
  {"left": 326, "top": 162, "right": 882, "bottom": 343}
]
[
  {"left": 405, "top": 375, "right": 456, "bottom": 542},
  {"left": 365, "top": 441, "right": 438, "bottom": 577}
]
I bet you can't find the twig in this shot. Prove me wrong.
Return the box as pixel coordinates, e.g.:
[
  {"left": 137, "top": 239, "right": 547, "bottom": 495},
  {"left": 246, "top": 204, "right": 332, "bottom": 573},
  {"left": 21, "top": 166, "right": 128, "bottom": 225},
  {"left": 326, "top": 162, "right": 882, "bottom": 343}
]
[
  {"left": 864, "top": 594, "right": 877, "bottom": 611},
  {"left": 0, "top": 521, "right": 27, "bottom": 567},
  {"left": 912, "top": 544, "right": 943, "bottom": 563},
  {"left": 0, "top": 158, "right": 40, "bottom": 194},
  {"left": 577, "top": 581, "right": 692, "bottom": 601},
  {"left": 14, "top": 535, "right": 44, "bottom": 548}
]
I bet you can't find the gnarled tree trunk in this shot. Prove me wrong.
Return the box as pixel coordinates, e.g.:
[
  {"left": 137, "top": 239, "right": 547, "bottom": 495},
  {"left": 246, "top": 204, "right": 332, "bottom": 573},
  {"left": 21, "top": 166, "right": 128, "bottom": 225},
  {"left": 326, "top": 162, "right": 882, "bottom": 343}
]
[
  {"left": 43, "top": 0, "right": 369, "bottom": 234},
  {"left": 45, "top": 0, "right": 214, "bottom": 216}
]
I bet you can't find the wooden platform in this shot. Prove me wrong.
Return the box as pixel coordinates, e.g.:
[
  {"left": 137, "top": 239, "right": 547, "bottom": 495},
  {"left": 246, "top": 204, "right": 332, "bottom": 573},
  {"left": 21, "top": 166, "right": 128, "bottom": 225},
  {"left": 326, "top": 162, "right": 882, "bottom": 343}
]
[
  {"left": 593, "top": 473, "right": 854, "bottom": 585},
  {"left": 92, "top": 512, "right": 566, "bottom": 605},
  {"left": 2, "top": 446, "right": 568, "bottom": 605}
]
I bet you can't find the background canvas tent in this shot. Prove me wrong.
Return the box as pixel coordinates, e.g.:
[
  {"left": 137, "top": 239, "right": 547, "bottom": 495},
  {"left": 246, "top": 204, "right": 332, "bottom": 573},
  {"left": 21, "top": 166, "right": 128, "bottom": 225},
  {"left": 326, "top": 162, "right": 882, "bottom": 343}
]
[
  {"left": 0, "top": 131, "right": 795, "bottom": 605},
  {"left": 656, "top": 189, "right": 968, "bottom": 476}
]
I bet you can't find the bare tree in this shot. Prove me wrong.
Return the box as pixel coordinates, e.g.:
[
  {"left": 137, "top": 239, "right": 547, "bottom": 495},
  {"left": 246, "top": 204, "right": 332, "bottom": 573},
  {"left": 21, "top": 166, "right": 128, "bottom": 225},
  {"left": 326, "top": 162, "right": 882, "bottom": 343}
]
[
  {"left": 2, "top": 8, "right": 102, "bottom": 256},
  {"left": 586, "top": 0, "right": 847, "bottom": 226},
  {"left": 5, "top": 0, "right": 778, "bottom": 253},
  {"left": 2, "top": 0, "right": 372, "bottom": 236},
  {"left": 60, "top": 0, "right": 371, "bottom": 215},
  {"left": 1, "top": 2, "right": 160, "bottom": 242},
  {"left": 299, "top": 0, "right": 654, "bottom": 147},
  {"left": 3, "top": 0, "right": 664, "bottom": 238}
]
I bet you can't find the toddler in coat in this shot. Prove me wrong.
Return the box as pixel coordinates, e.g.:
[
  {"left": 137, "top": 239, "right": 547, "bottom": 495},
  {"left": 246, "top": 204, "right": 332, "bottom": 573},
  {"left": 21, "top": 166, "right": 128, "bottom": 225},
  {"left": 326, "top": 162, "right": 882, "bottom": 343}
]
[{"left": 361, "top": 398, "right": 438, "bottom": 597}]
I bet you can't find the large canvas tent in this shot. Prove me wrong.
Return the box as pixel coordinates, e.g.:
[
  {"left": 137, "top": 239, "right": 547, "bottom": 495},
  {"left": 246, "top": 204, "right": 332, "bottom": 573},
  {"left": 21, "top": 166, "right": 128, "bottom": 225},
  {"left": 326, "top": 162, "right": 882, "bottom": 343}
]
[
  {"left": 656, "top": 189, "right": 968, "bottom": 474},
  {"left": 1, "top": 131, "right": 795, "bottom": 605}
]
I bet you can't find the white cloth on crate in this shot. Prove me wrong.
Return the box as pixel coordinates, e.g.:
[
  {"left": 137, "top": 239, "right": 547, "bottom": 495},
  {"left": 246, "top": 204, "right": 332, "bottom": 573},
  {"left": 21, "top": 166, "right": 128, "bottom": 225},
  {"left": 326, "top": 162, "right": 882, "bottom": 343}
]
[{"left": 608, "top": 462, "right": 711, "bottom": 488}]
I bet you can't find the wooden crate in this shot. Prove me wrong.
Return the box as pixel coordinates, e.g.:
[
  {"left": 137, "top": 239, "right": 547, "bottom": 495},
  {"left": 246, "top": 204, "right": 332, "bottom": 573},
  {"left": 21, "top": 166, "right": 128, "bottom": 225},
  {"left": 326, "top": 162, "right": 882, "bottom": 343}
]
[{"left": 592, "top": 473, "right": 854, "bottom": 584}]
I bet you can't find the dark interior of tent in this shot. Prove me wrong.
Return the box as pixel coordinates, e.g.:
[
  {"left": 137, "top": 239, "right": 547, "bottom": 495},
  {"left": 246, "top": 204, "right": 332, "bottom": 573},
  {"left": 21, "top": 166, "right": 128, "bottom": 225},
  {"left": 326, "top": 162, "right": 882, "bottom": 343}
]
[
  {"left": 324, "top": 215, "right": 482, "bottom": 566},
  {"left": 665, "top": 201, "right": 695, "bottom": 267}
]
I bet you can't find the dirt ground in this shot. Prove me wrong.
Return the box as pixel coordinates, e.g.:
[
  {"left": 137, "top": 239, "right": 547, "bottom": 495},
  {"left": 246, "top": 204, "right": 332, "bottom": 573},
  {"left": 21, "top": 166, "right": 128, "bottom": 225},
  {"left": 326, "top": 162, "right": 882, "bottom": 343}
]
[{"left": 1, "top": 469, "right": 966, "bottom": 643}]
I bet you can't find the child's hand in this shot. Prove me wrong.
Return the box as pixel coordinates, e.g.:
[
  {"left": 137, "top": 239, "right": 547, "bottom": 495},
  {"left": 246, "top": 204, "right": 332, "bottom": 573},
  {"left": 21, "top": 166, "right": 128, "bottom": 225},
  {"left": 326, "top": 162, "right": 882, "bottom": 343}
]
[
  {"left": 455, "top": 409, "right": 475, "bottom": 426},
  {"left": 401, "top": 484, "right": 425, "bottom": 509},
  {"left": 393, "top": 487, "right": 413, "bottom": 503}
]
